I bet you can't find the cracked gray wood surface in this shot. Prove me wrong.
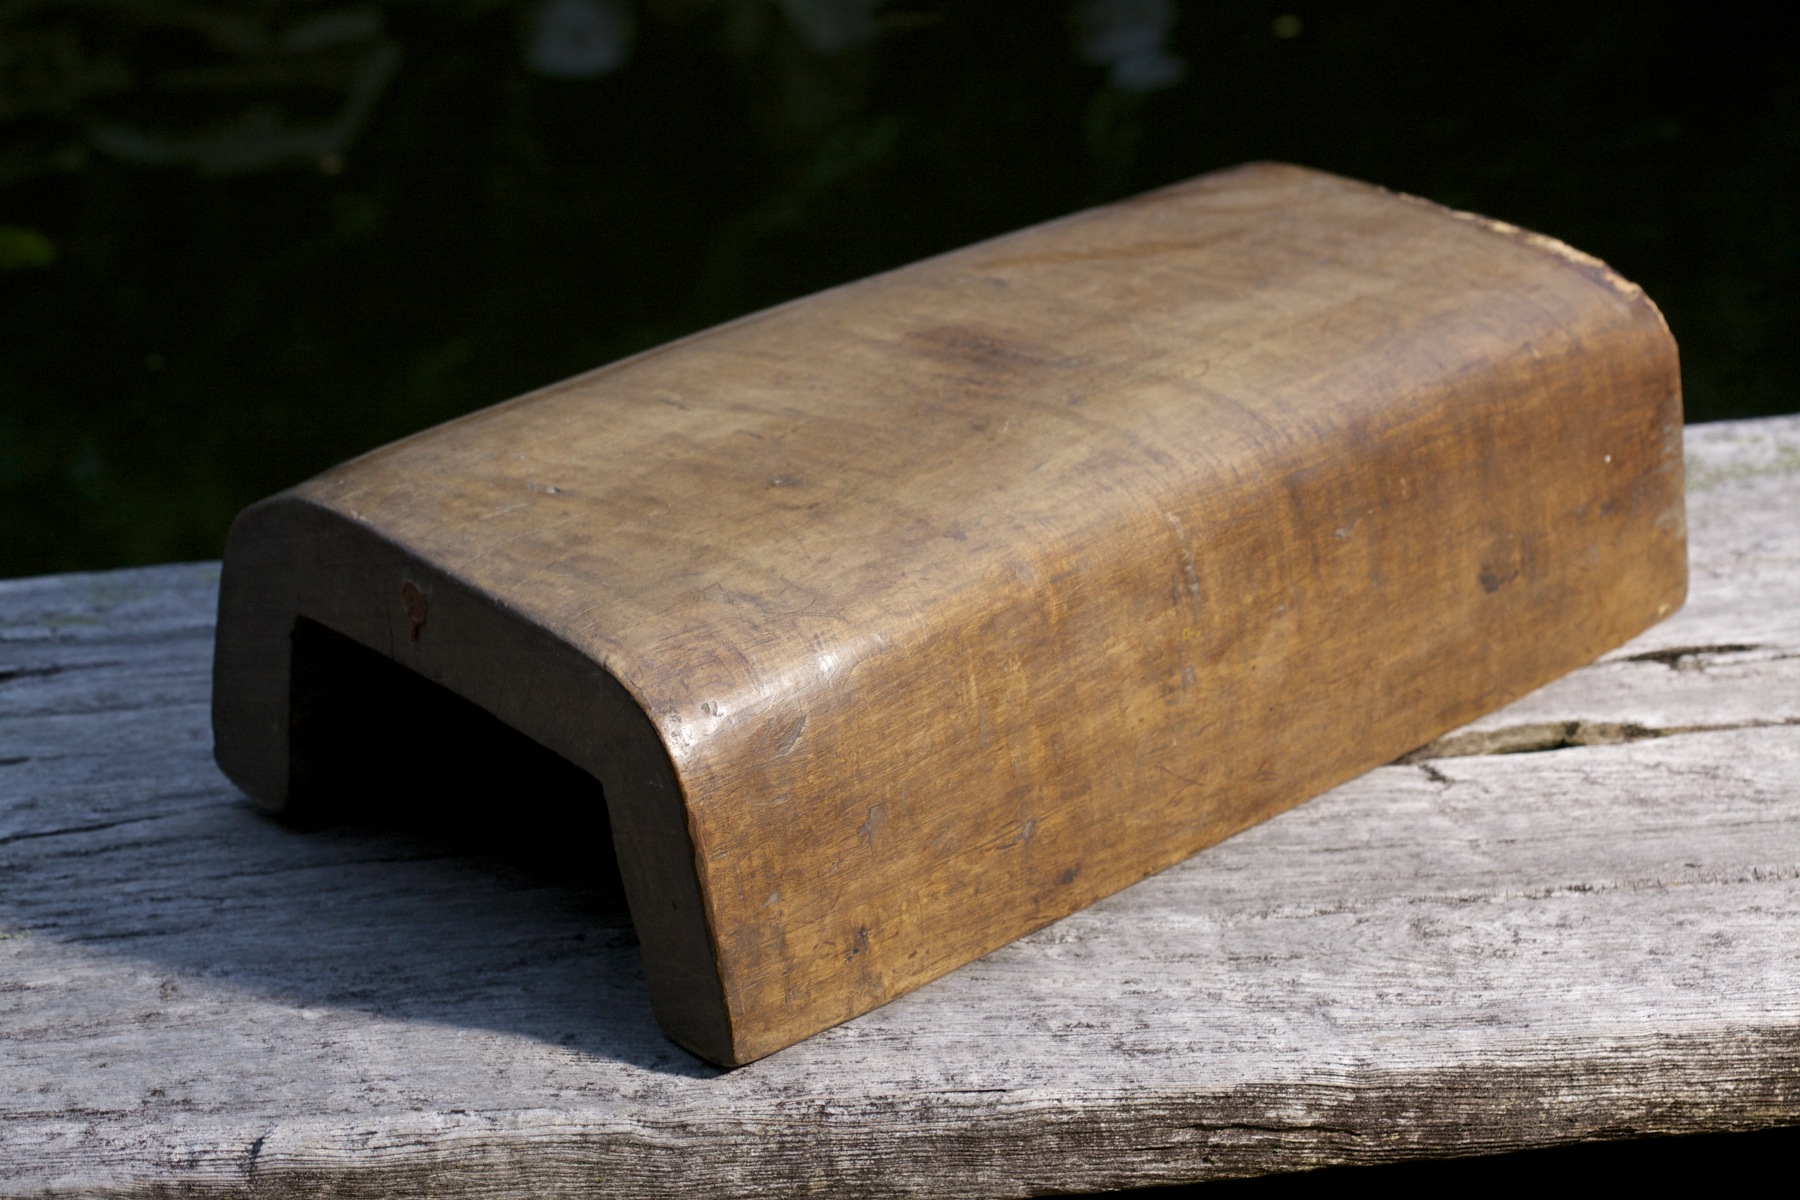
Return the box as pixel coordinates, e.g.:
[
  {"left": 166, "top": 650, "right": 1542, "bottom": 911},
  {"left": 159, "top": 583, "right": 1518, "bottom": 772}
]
[{"left": 3, "top": 416, "right": 1798, "bottom": 1198}]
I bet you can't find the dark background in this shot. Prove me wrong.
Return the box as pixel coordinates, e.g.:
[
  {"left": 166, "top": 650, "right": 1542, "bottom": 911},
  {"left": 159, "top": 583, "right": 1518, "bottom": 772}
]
[{"left": 2, "top": 0, "right": 1795, "bottom": 579}]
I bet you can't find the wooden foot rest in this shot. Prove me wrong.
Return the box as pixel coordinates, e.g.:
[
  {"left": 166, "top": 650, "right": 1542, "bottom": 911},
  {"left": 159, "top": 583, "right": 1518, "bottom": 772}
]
[{"left": 211, "top": 162, "right": 1686, "bottom": 1066}]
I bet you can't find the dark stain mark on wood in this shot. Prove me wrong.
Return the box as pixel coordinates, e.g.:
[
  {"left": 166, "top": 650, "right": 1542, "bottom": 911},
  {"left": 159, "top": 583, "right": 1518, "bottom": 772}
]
[{"left": 399, "top": 580, "right": 429, "bottom": 642}]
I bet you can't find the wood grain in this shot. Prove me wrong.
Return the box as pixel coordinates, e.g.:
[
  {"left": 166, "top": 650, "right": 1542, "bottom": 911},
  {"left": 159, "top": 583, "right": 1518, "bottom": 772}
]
[
  {"left": 3, "top": 419, "right": 1793, "bottom": 1197},
  {"left": 210, "top": 162, "right": 1686, "bottom": 1064}
]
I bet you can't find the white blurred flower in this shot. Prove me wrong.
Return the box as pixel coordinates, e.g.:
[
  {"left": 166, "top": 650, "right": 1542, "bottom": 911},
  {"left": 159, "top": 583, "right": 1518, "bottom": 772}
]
[
  {"left": 778, "top": 0, "right": 883, "bottom": 55},
  {"left": 526, "top": 0, "right": 634, "bottom": 79},
  {"left": 1073, "top": 0, "right": 1187, "bottom": 93}
]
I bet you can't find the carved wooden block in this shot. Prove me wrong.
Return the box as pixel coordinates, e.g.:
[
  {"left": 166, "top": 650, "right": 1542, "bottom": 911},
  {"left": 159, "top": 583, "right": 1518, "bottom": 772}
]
[{"left": 211, "top": 163, "right": 1686, "bottom": 1065}]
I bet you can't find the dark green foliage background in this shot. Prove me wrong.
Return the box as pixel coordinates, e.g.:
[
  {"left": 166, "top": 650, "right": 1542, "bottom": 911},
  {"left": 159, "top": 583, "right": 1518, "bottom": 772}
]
[{"left": 2, "top": 1, "right": 1796, "bottom": 577}]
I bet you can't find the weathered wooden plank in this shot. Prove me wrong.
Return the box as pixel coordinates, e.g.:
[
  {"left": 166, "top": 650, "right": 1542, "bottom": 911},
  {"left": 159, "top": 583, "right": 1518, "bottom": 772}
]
[{"left": 1, "top": 416, "right": 1797, "bottom": 1197}]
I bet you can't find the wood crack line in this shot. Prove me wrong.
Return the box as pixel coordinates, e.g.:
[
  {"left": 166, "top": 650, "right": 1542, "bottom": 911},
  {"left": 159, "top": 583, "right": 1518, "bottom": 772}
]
[
  {"left": 0, "top": 813, "right": 169, "bottom": 847},
  {"left": 1399, "top": 717, "right": 1800, "bottom": 763}
]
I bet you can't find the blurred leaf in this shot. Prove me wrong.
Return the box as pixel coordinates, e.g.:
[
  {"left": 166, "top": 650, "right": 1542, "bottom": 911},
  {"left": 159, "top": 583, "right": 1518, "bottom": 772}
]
[{"left": 0, "top": 223, "right": 56, "bottom": 269}]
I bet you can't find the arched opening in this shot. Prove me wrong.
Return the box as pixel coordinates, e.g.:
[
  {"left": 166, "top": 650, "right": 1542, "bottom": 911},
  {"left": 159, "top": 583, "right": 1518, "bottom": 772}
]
[{"left": 283, "top": 616, "right": 627, "bottom": 910}]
